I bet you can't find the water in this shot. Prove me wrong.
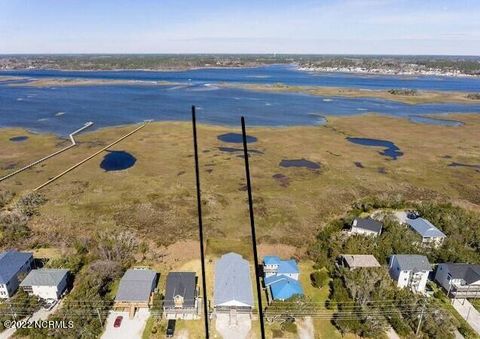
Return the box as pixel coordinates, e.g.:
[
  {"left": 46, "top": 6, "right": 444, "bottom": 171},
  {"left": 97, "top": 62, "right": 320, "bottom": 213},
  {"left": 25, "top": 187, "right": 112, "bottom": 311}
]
[
  {"left": 217, "top": 133, "right": 257, "bottom": 143},
  {"left": 9, "top": 135, "right": 29, "bottom": 142},
  {"left": 408, "top": 115, "right": 464, "bottom": 126},
  {"left": 347, "top": 137, "right": 403, "bottom": 160},
  {"left": 279, "top": 159, "right": 321, "bottom": 169},
  {"left": 0, "top": 65, "right": 479, "bottom": 135},
  {"left": 100, "top": 151, "right": 136, "bottom": 171}
]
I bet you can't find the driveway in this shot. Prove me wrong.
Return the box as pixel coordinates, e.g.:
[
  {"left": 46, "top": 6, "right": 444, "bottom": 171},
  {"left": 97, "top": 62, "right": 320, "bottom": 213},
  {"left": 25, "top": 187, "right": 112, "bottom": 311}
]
[
  {"left": 296, "top": 316, "right": 314, "bottom": 339},
  {"left": 452, "top": 299, "right": 480, "bottom": 335},
  {"left": 215, "top": 313, "right": 251, "bottom": 339},
  {"left": 101, "top": 309, "right": 150, "bottom": 339}
]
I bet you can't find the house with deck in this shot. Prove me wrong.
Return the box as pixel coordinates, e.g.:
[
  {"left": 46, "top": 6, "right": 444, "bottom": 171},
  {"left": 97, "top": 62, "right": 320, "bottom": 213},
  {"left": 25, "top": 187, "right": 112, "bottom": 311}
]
[
  {"left": 114, "top": 268, "right": 157, "bottom": 318},
  {"left": 214, "top": 253, "right": 254, "bottom": 314},
  {"left": 388, "top": 255, "right": 431, "bottom": 293},
  {"left": 20, "top": 268, "right": 69, "bottom": 300},
  {"left": 263, "top": 256, "right": 299, "bottom": 279},
  {"left": 263, "top": 256, "right": 303, "bottom": 302},
  {"left": 435, "top": 263, "right": 480, "bottom": 298},
  {"left": 349, "top": 218, "right": 383, "bottom": 237},
  {"left": 0, "top": 251, "right": 33, "bottom": 299},
  {"left": 163, "top": 272, "right": 199, "bottom": 319}
]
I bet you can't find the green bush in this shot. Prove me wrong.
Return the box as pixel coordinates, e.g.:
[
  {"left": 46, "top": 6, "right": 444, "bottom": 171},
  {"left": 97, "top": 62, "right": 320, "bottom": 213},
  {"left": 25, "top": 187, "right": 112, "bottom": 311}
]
[{"left": 310, "top": 270, "right": 329, "bottom": 288}]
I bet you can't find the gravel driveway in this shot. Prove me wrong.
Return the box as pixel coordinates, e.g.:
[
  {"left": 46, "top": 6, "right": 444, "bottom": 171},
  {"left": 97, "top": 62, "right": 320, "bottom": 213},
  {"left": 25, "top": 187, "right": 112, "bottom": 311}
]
[
  {"left": 215, "top": 313, "right": 251, "bottom": 339},
  {"left": 101, "top": 309, "right": 150, "bottom": 339}
]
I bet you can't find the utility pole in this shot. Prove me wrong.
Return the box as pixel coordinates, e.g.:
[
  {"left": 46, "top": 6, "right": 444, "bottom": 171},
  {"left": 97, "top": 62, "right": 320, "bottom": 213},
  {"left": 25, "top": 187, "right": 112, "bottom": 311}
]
[
  {"left": 416, "top": 299, "right": 426, "bottom": 336},
  {"left": 241, "top": 116, "right": 266, "bottom": 339},
  {"left": 192, "top": 105, "right": 210, "bottom": 339}
]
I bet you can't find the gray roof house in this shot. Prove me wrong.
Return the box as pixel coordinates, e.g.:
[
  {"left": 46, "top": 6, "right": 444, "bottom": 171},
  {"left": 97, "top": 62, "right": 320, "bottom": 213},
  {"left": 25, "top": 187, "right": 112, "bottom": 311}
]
[
  {"left": 389, "top": 255, "right": 432, "bottom": 293},
  {"left": 214, "top": 253, "right": 254, "bottom": 312},
  {"left": 435, "top": 263, "right": 480, "bottom": 298},
  {"left": 163, "top": 272, "right": 198, "bottom": 319},
  {"left": 350, "top": 218, "right": 383, "bottom": 236},
  {"left": 114, "top": 268, "right": 157, "bottom": 317},
  {"left": 20, "top": 268, "right": 69, "bottom": 300},
  {"left": 0, "top": 251, "right": 33, "bottom": 298},
  {"left": 340, "top": 254, "right": 381, "bottom": 270},
  {"left": 396, "top": 211, "right": 446, "bottom": 245}
]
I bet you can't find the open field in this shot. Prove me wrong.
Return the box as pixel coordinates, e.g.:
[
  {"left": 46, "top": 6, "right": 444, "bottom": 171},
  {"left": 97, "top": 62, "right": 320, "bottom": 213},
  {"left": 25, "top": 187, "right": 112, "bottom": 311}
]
[
  {"left": 224, "top": 83, "right": 480, "bottom": 104},
  {"left": 1, "top": 114, "right": 480, "bottom": 254}
]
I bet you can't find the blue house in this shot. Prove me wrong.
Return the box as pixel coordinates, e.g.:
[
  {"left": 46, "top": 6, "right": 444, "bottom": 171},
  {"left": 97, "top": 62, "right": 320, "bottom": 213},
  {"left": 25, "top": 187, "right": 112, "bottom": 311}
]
[
  {"left": 263, "top": 256, "right": 303, "bottom": 302},
  {"left": 264, "top": 275, "right": 304, "bottom": 301},
  {"left": 0, "top": 251, "right": 33, "bottom": 299}
]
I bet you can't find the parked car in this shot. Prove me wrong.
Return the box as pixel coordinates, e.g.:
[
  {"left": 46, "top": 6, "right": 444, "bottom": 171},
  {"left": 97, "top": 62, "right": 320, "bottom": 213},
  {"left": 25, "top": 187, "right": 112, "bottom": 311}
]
[
  {"left": 166, "top": 319, "right": 176, "bottom": 337},
  {"left": 42, "top": 299, "right": 57, "bottom": 311},
  {"left": 114, "top": 316, "right": 123, "bottom": 328}
]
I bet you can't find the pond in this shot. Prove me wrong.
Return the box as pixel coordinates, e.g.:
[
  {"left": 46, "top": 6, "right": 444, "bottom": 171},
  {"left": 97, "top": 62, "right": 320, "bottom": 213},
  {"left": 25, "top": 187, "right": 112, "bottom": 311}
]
[
  {"left": 279, "top": 158, "right": 321, "bottom": 170},
  {"left": 100, "top": 150, "right": 136, "bottom": 171},
  {"left": 347, "top": 137, "right": 403, "bottom": 160},
  {"left": 217, "top": 133, "right": 257, "bottom": 143},
  {"left": 409, "top": 115, "right": 464, "bottom": 126},
  {"left": 218, "top": 147, "right": 263, "bottom": 154},
  {"left": 9, "top": 136, "right": 29, "bottom": 142}
]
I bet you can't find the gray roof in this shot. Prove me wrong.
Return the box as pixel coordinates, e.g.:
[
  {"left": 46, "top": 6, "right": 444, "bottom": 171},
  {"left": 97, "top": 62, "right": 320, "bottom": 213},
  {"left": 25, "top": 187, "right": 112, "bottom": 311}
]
[
  {"left": 341, "top": 255, "right": 381, "bottom": 268},
  {"left": 352, "top": 218, "right": 383, "bottom": 233},
  {"left": 164, "top": 272, "right": 196, "bottom": 308},
  {"left": 406, "top": 217, "right": 446, "bottom": 239},
  {"left": 214, "top": 253, "right": 254, "bottom": 307},
  {"left": 20, "top": 269, "right": 68, "bottom": 287},
  {"left": 0, "top": 251, "right": 33, "bottom": 284},
  {"left": 115, "top": 269, "right": 157, "bottom": 302},
  {"left": 441, "top": 263, "right": 480, "bottom": 285},
  {"left": 392, "top": 255, "right": 431, "bottom": 272}
]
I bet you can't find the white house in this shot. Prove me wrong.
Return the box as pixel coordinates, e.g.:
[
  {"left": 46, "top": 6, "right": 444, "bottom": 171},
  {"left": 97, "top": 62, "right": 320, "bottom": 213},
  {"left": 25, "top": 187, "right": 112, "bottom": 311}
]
[
  {"left": 395, "top": 211, "right": 446, "bottom": 245},
  {"left": 389, "top": 255, "right": 431, "bottom": 293},
  {"left": 20, "top": 268, "right": 69, "bottom": 300},
  {"left": 0, "top": 251, "right": 33, "bottom": 299},
  {"left": 350, "top": 218, "right": 383, "bottom": 237},
  {"left": 263, "top": 256, "right": 299, "bottom": 280},
  {"left": 435, "top": 263, "right": 480, "bottom": 299}
]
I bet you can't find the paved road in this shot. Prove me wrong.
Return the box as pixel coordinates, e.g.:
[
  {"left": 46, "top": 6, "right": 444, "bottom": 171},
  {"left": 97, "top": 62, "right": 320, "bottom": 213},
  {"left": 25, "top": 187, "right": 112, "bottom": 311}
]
[
  {"left": 101, "top": 309, "right": 150, "bottom": 339},
  {"left": 452, "top": 299, "right": 480, "bottom": 335}
]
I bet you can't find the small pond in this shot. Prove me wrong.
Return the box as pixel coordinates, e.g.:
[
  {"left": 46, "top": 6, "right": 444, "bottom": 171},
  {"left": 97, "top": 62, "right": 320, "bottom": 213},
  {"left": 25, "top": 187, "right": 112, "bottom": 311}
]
[
  {"left": 9, "top": 136, "right": 29, "bottom": 142},
  {"left": 217, "top": 133, "right": 257, "bottom": 143},
  {"left": 409, "top": 115, "right": 464, "bottom": 127},
  {"left": 100, "top": 150, "right": 136, "bottom": 171},
  {"left": 279, "top": 158, "right": 321, "bottom": 170},
  {"left": 218, "top": 147, "right": 263, "bottom": 154},
  {"left": 347, "top": 137, "right": 403, "bottom": 160}
]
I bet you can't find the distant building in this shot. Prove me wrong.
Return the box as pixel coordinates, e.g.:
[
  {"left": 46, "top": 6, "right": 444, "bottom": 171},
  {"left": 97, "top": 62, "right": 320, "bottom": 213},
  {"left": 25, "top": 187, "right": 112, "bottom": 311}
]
[
  {"left": 263, "top": 256, "right": 299, "bottom": 279},
  {"left": 214, "top": 253, "right": 254, "bottom": 314},
  {"left": 163, "top": 272, "right": 199, "bottom": 320},
  {"left": 0, "top": 251, "right": 33, "bottom": 299},
  {"left": 396, "top": 212, "right": 446, "bottom": 245},
  {"left": 350, "top": 218, "right": 383, "bottom": 237},
  {"left": 389, "top": 255, "right": 431, "bottom": 293},
  {"left": 435, "top": 263, "right": 480, "bottom": 299},
  {"left": 114, "top": 268, "right": 157, "bottom": 318},
  {"left": 20, "top": 269, "right": 69, "bottom": 300},
  {"left": 339, "top": 254, "right": 381, "bottom": 270}
]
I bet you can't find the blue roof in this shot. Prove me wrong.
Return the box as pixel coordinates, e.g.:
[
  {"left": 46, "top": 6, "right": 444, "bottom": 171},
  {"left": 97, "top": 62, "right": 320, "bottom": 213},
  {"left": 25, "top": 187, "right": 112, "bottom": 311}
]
[
  {"left": 267, "top": 275, "right": 304, "bottom": 301},
  {"left": 406, "top": 217, "right": 446, "bottom": 238},
  {"left": 263, "top": 256, "right": 281, "bottom": 265},
  {"left": 0, "top": 251, "right": 33, "bottom": 284},
  {"left": 278, "top": 260, "right": 299, "bottom": 274}
]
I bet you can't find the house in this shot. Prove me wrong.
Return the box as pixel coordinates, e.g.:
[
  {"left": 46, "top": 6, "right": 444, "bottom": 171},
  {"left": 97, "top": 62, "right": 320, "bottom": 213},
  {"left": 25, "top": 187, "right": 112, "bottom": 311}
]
[
  {"left": 263, "top": 256, "right": 299, "bottom": 279},
  {"left": 163, "top": 272, "right": 198, "bottom": 319},
  {"left": 435, "top": 263, "right": 480, "bottom": 298},
  {"left": 339, "top": 254, "right": 381, "bottom": 270},
  {"left": 0, "top": 251, "right": 33, "bottom": 299},
  {"left": 396, "top": 211, "right": 446, "bottom": 245},
  {"left": 214, "top": 253, "right": 254, "bottom": 314},
  {"left": 264, "top": 275, "right": 303, "bottom": 301},
  {"left": 349, "top": 218, "right": 383, "bottom": 237},
  {"left": 114, "top": 268, "right": 157, "bottom": 318},
  {"left": 388, "top": 255, "right": 431, "bottom": 293},
  {"left": 20, "top": 268, "right": 69, "bottom": 300}
]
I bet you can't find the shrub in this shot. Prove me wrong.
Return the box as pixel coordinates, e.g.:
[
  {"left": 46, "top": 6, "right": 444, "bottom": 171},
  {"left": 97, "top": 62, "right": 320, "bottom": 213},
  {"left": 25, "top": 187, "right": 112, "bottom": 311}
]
[{"left": 310, "top": 270, "right": 329, "bottom": 288}]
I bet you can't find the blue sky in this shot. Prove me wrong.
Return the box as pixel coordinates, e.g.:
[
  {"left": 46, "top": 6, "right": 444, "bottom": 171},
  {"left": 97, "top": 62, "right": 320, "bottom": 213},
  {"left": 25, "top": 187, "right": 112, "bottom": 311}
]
[{"left": 0, "top": 0, "right": 479, "bottom": 55}]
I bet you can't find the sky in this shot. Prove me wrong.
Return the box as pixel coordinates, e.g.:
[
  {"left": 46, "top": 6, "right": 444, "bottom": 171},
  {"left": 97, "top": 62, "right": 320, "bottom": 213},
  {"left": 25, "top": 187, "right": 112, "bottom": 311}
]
[{"left": 0, "top": 0, "right": 479, "bottom": 55}]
